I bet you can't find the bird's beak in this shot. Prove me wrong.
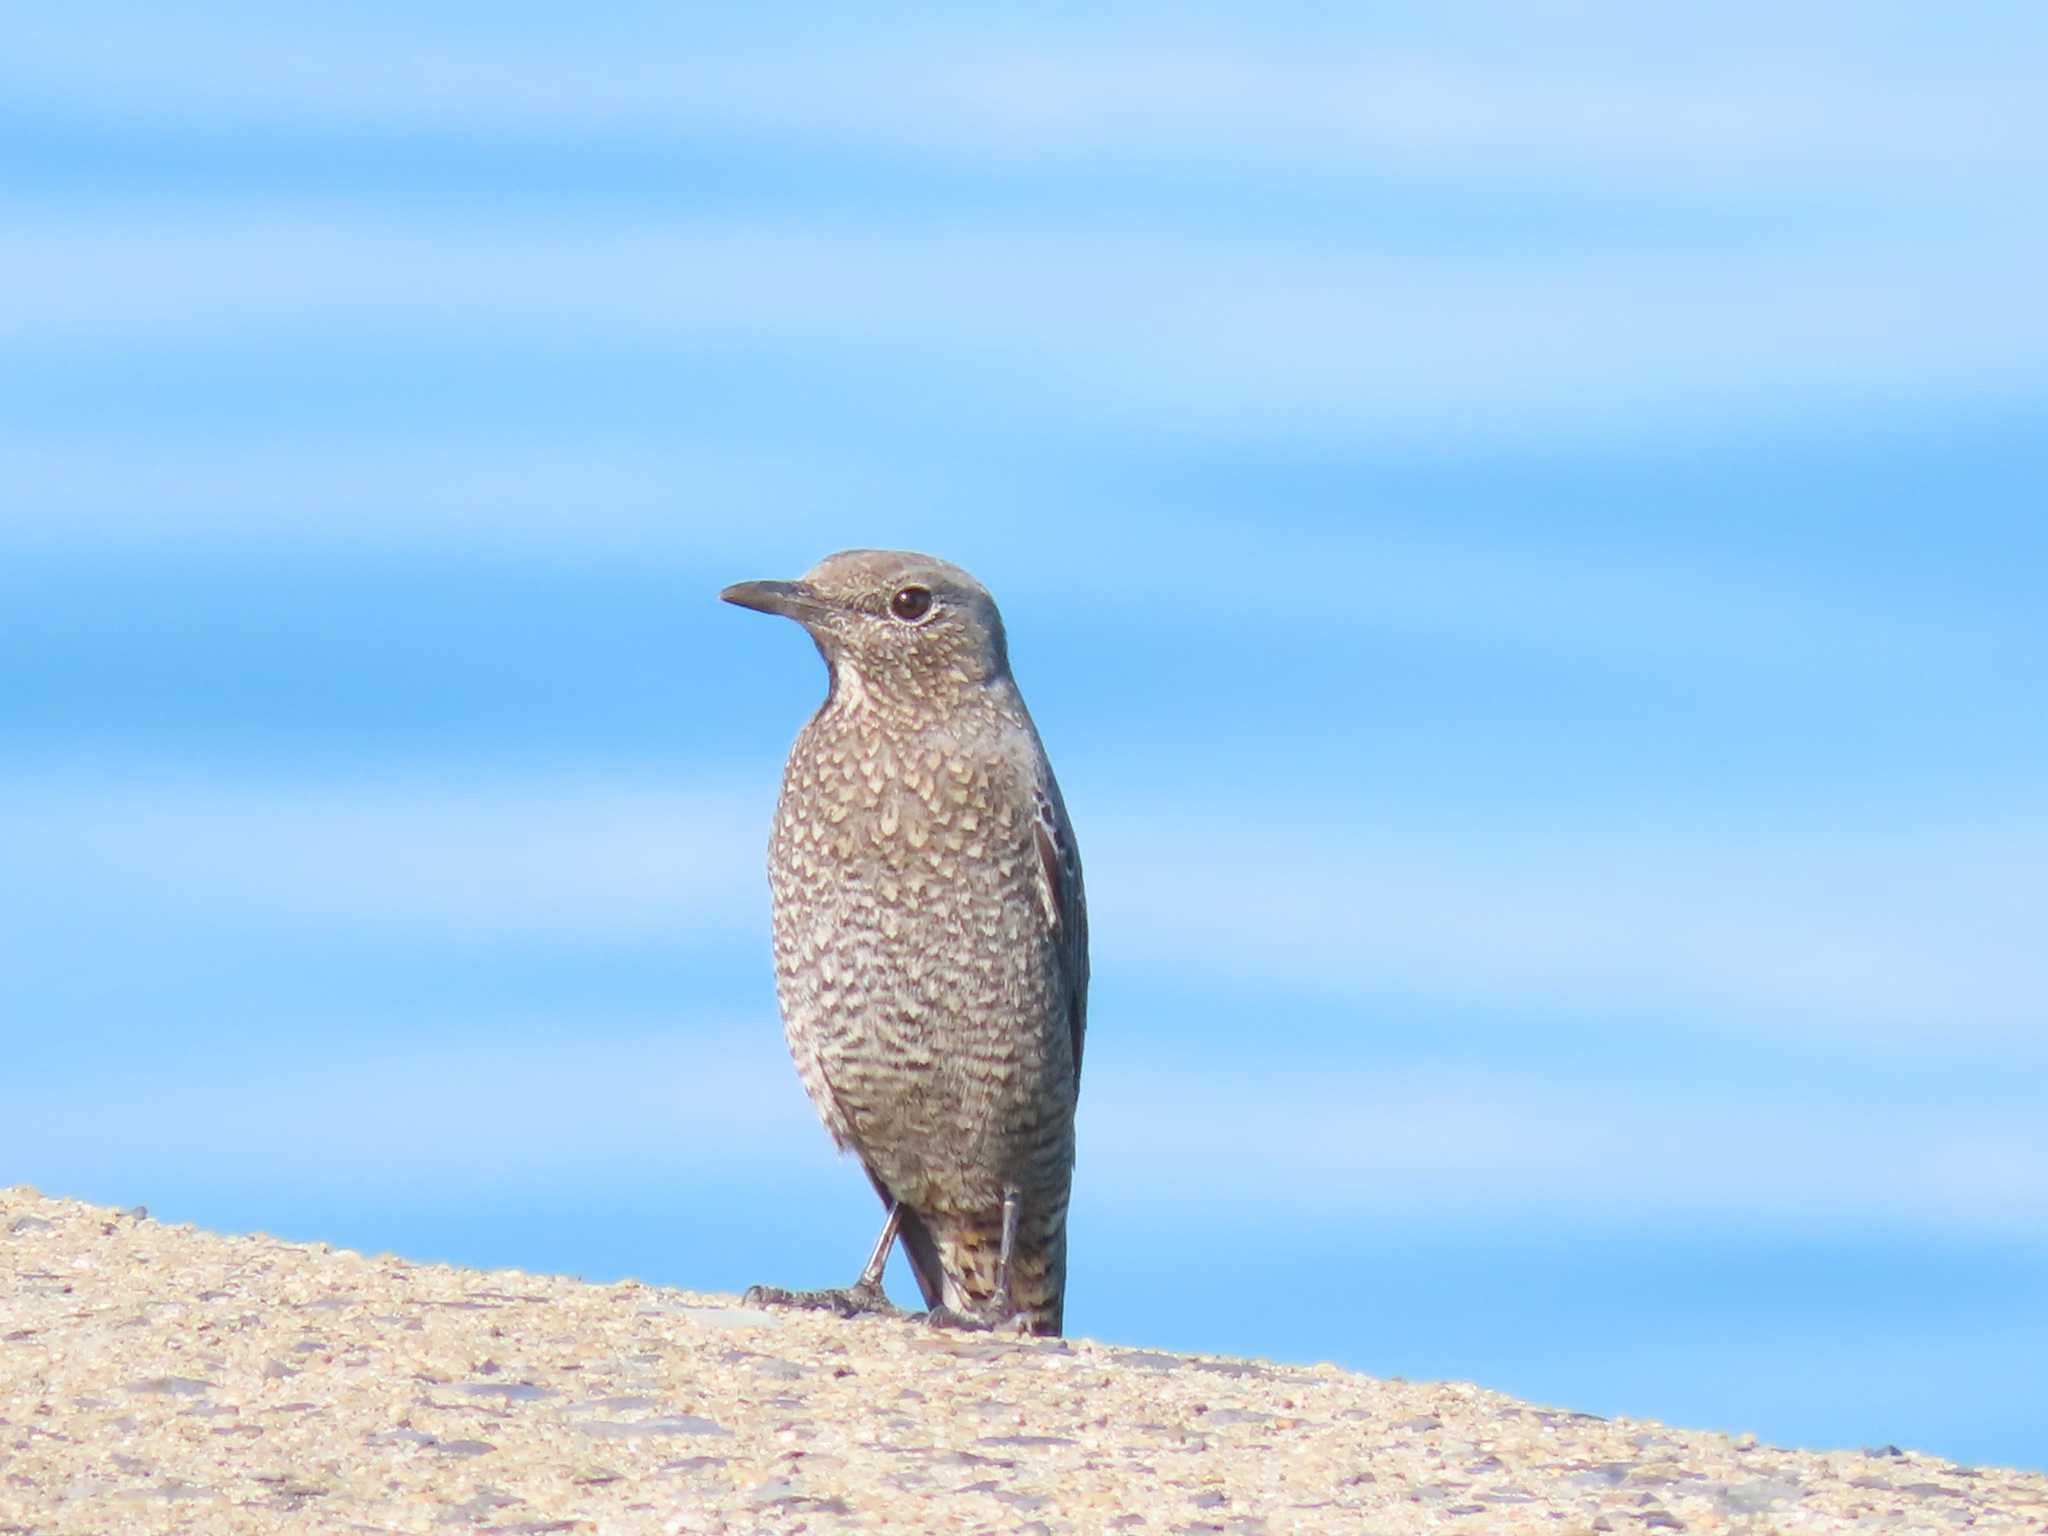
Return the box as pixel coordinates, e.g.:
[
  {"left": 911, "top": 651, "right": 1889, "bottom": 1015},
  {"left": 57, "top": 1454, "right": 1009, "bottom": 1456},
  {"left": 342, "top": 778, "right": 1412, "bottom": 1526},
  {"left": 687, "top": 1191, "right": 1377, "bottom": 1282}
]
[{"left": 720, "top": 579, "right": 829, "bottom": 621}]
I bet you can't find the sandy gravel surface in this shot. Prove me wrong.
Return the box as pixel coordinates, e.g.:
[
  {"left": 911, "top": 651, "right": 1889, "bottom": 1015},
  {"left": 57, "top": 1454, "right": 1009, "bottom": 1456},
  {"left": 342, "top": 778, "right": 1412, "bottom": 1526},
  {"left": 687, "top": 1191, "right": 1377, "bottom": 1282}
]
[{"left": 3, "top": 1188, "right": 2042, "bottom": 1534}]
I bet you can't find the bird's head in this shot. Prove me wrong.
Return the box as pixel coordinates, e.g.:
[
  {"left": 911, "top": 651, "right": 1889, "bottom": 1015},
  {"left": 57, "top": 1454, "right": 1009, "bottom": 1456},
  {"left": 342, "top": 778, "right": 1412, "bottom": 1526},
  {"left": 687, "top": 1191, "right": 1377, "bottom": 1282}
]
[{"left": 721, "top": 549, "right": 1012, "bottom": 707}]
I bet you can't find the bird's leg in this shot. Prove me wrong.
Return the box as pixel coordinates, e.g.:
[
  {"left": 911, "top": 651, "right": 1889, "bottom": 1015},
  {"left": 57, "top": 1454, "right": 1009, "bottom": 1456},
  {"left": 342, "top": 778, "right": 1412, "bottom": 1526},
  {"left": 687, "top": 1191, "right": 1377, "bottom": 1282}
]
[
  {"left": 991, "top": 1185, "right": 1020, "bottom": 1318},
  {"left": 925, "top": 1186, "right": 1032, "bottom": 1334},
  {"left": 849, "top": 1201, "right": 902, "bottom": 1303},
  {"left": 744, "top": 1203, "right": 906, "bottom": 1319}
]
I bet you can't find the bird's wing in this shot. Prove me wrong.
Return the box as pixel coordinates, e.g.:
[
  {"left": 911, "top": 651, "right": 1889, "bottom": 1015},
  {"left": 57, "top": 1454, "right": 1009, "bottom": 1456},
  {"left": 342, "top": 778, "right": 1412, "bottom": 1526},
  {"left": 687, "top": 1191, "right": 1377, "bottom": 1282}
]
[{"left": 1032, "top": 782, "right": 1089, "bottom": 1094}]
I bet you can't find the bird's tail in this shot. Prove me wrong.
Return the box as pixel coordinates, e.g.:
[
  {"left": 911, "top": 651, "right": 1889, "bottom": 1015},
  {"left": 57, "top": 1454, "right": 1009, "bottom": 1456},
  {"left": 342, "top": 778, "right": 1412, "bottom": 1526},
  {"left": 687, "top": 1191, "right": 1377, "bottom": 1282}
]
[
  {"left": 892, "top": 1202, "right": 949, "bottom": 1311},
  {"left": 864, "top": 1167, "right": 1068, "bottom": 1335},
  {"left": 922, "top": 1202, "right": 1067, "bottom": 1336}
]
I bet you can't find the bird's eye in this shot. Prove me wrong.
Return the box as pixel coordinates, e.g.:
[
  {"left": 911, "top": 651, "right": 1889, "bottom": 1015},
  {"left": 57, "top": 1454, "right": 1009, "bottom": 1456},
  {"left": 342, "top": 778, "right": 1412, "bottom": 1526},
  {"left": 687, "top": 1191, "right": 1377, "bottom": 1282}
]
[{"left": 889, "top": 586, "right": 934, "bottom": 622}]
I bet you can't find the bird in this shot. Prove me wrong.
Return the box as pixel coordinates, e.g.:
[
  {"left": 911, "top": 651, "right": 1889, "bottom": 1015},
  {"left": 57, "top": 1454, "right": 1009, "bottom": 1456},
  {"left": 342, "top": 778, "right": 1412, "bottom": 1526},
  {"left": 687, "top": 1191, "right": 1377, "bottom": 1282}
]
[{"left": 720, "top": 549, "right": 1087, "bottom": 1336}]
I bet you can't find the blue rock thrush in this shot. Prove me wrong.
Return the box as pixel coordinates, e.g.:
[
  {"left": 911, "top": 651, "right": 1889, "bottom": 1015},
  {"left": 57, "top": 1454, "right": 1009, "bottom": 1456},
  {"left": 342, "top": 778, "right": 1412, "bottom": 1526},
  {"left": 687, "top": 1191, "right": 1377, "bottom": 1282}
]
[{"left": 722, "top": 549, "right": 1087, "bottom": 1335}]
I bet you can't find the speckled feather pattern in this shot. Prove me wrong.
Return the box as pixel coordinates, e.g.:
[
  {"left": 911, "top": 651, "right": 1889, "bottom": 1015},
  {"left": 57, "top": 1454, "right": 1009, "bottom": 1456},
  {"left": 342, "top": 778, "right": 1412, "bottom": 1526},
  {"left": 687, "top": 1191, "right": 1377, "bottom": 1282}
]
[{"left": 742, "top": 551, "right": 1087, "bottom": 1335}]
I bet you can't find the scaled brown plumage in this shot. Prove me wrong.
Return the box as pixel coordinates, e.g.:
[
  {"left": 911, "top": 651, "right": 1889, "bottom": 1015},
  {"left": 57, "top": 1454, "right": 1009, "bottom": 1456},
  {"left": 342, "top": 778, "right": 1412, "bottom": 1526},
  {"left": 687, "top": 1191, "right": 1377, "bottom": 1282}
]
[{"left": 722, "top": 550, "right": 1087, "bottom": 1335}]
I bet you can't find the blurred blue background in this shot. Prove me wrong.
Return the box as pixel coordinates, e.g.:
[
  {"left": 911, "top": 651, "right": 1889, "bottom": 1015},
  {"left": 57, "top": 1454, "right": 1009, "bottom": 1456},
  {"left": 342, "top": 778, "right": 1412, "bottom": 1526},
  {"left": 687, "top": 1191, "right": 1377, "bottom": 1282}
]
[{"left": 5, "top": 1, "right": 2045, "bottom": 1472}]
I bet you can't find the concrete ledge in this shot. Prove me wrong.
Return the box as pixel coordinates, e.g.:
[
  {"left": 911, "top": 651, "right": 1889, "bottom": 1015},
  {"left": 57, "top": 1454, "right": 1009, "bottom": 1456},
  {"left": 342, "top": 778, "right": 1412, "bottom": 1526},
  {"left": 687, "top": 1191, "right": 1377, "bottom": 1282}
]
[{"left": 3, "top": 1187, "right": 2041, "bottom": 1534}]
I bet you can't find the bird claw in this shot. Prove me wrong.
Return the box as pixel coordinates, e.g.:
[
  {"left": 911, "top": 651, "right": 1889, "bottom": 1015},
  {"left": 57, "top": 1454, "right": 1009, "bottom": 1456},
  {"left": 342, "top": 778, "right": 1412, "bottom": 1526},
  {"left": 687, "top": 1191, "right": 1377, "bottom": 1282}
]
[
  {"left": 922, "top": 1303, "right": 1034, "bottom": 1335},
  {"left": 742, "top": 1279, "right": 904, "bottom": 1319}
]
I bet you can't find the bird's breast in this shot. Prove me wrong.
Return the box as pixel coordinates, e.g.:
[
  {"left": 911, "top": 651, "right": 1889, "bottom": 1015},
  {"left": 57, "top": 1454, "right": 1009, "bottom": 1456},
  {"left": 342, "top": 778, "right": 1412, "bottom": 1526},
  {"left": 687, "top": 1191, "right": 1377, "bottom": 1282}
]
[{"left": 773, "top": 721, "right": 1035, "bottom": 896}]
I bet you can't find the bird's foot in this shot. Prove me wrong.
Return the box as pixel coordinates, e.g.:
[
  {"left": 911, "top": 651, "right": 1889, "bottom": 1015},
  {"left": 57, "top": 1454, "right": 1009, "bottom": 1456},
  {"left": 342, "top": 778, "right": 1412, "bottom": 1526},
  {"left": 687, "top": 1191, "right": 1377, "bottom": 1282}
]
[
  {"left": 742, "top": 1278, "right": 904, "bottom": 1320},
  {"left": 922, "top": 1302, "right": 1035, "bottom": 1335}
]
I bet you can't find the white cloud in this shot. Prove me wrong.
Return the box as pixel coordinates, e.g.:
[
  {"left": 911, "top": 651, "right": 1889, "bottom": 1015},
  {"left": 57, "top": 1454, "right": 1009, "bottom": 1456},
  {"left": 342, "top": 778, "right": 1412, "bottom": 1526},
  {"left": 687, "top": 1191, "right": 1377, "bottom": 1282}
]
[
  {"left": 2, "top": 201, "right": 2043, "bottom": 448},
  {"left": 2, "top": 759, "right": 2037, "bottom": 1238},
  {"left": 0, "top": 1023, "right": 823, "bottom": 1189},
  {"left": 1, "top": 428, "right": 2038, "bottom": 692},
  {"left": 1079, "top": 518, "right": 2044, "bottom": 671},
  {"left": 0, "top": 430, "right": 880, "bottom": 555},
  {"left": 4, "top": 767, "right": 2042, "bottom": 1047},
  {"left": 1089, "top": 802, "right": 2048, "bottom": 1047},
  {"left": 1075, "top": 1054, "right": 2048, "bottom": 1234},
  {"left": 0, "top": 768, "right": 769, "bottom": 941},
  {"left": 6, "top": 15, "right": 2044, "bottom": 458},
  {"left": 7, "top": 9, "right": 2043, "bottom": 184},
  {"left": 8, "top": 1014, "right": 2041, "bottom": 1236}
]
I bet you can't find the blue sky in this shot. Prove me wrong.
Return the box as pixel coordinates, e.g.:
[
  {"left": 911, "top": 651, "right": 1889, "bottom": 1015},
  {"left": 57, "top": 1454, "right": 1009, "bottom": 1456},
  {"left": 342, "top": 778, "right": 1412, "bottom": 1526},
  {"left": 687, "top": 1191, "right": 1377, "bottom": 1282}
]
[{"left": 4, "top": 2, "right": 2046, "bottom": 1471}]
